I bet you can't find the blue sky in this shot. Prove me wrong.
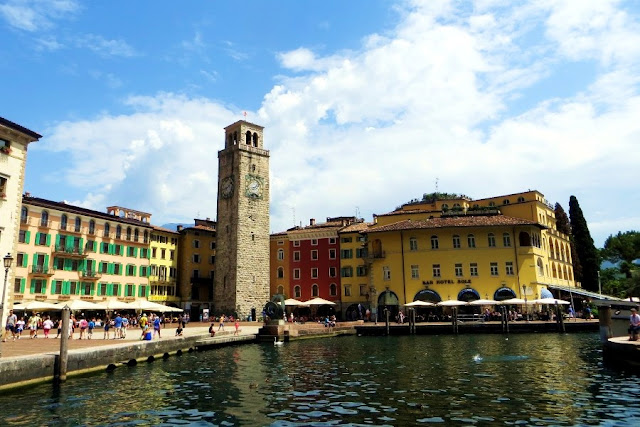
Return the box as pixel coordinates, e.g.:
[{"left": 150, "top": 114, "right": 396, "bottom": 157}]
[{"left": 2, "top": 0, "right": 640, "bottom": 246}]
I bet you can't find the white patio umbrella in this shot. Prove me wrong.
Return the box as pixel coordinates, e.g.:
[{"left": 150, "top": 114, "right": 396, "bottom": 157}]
[
  {"left": 437, "top": 300, "right": 468, "bottom": 307},
  {"left": 531, "top": 298, "right": 570, "bottom": 305},
  {"left": 404, "top": 300, "right": 435, "bottom": 307},
  {"left": 499, "top": 298, "right": 528, "bottom": 305},
  {"left": 285, "top": 298, "right": 308, "bottom": 306},
  {"left": 97, "top": 300, "right": 135, "bottom": 310},
  {"left": 54, "top": 300, "right": 102, "bottom": 311},
  {"left": 468, "top": 299, "right": 499, "bottom": 306},
  {"left": 13, "top": 301, "right": 61, "bottom": 311},
  {"left": 305, "top": 297, "right": 336, "bottom": 305},
  {"left": 127, "top": 299, "right": 179, "bottom": 312}
]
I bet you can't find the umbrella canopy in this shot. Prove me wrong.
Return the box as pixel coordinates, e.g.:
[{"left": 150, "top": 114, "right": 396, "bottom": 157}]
[
  {"left": 404, "top": 300, "right": 435, "bottom": 307},
  {"left": 284, "top": 298, "right": 308, "bottom": 306},
  {"left": 437, "top": 300, "right": 468, "bottom": 307},
  {"left": 499, "top": 298, "right": 528, "bottom": 305},
  {"left": 54, "top": 300, "right": 103, "bottom": 311},
  {"left": 468, "top": 299, "right": 499, "bottom": 306},
  {"left": 127, "top": 299, "right": 180, "bottom": 312},
  {"left": 97, "top": 300, "right": 135, "bottom": 310},
  {"left": 305, "top": 297, "right": 336, "bottom": 306},
  {"left": 531, "top": 298, "right": 570, "bottom": 305},
  {"left": 13, "top": 301, "right": 61, "bottom": 311}
]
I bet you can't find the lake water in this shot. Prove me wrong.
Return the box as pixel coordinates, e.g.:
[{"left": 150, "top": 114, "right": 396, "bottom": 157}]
[{"left": 2, "top": 333, "right": 640, "bottom": 425}]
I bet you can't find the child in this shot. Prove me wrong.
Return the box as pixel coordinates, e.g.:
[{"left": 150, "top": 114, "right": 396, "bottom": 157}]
[
  {"left": 175, "top": 325, "right": 183, "bottom": 336},
  {"left": 16, "top": 317, "right": 25, "bottom": 339},
  {"left": 234, "top": 320, "right": 240, "bottom": 336},
  {"left": 209, "top": 322, "right": 215, "bottom": 337},
  {"left": 88, "top": 318, "right": 95, "bottom": 339}
]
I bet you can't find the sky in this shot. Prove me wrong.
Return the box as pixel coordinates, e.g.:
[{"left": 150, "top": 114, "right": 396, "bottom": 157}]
[{"left": 2, "top": 0, "right": 639, "bottom": 247}]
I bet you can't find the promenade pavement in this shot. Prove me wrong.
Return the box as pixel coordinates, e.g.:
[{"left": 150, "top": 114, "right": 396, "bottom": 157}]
[{"left": 0, "top": 322, "right": 262, "bottom": 359}]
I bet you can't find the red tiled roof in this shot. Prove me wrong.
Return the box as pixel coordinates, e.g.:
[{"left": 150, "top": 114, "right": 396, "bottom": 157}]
[
  {"left": 366, "top": 215, "right": 543, "bottom": 233},
  {"left": 151, "top": 225, "right": 179, "bottom": 234},
  {"left": 375, "top": 208, "right": 438, "bottom": 217},
  {"left": 340, "top": 222, "right": 373, "bottom": 233}
]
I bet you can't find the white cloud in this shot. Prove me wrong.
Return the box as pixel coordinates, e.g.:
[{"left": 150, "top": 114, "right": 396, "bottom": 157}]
[
  {"left": 35, "top": 0, "right": 640, "bottom": 245},
  {"left": 75, "top": 34, "right": 136, "bottom": 57},
  {"left": 0, "top": 0, "right": 78, "bottom": 32}
]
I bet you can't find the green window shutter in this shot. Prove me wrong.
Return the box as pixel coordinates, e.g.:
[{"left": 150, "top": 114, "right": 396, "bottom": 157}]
[
  {"left": 42, "top": 280, "right": 48, "bottom": 294},
  {"left": 35, "top": 232, "right": 41, "bottom": 244},
  {"left": 64, "top": 259, "right": 71, "bottom": 271},
  {"left": 93, "top": 241, "right": 98, "bottom": 251},
  {"left": 30, "top": 279, "right": 36, "bottom": 294},
  {"left": 20, "top": 278, "right": 26, "bottom": 293},
  {"left": 44, "top": 254, "right": 49, "bottom": 268},
  {"left": 134, "top": 247, "right": 138, "bottom": 257},
  {"left": 108, "top": 244, "right": 114, "bottom": 255},
  {"left": 22, "top": 254, "right": 28, "bottom": 268},
  {"left": 62, "top": 281, "right": 68, "bottom": 295},
  {"left": 107, "top": 263, "right": 113, "bottom": 275},
  {"left": 91, "top": 283, "right": 95, "bottom": 296},
  {"left": 25, "top": 231, "right": 31, "bottom": 244},
  {"left": 79, "top": 238, "right": 84, "bottom": 252},
  {"left": 45, "top": 234, "right": 51, "bottom": 246},
  {"left": 55, "top": 234, "right": 61, "bottom": 247}
]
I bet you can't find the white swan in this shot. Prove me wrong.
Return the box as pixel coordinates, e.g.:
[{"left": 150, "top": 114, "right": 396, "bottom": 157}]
[{"left": 274, "top": 337, "right": 284, "bottom": 346}]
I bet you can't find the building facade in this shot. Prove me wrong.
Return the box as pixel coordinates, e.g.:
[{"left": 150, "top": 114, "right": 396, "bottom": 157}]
[
  {"left": 214, "top": 120, "right": 270, "bottom": 319},
  {"left": 149, "top": 226, "right": 179, "bottom": 306},
  {"left": 14, "top": 199, "right": 152, "bottom": 305},
  {"left": 270, "top": 232, "right": 289, "bottom": 298},
  {"left": 0, "top": 118, "right": 40, "bottom": 325}
]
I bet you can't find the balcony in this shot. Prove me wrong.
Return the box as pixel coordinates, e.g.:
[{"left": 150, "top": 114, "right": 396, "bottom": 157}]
[
  {"left": 361, "top": 250, "right": 385, "bottom": 260},
  {"left": 37, "top": 220, "right": 51, "bottom": 228},
  {"left": 20, "top": 216, "right": 30, "bottom": 225},
  {"left": 59, "top": 224, "right": 84, "bottom": 234},
  {"left": 53, "top": 245, "right": 87, "bottom": 258},
  {"left": 31, "top": 265, "right": 54, "bottom": 276},
  {"left": 149, "top": 294, "right": 180, "bottom": 303},
  {"left": 79, "top": 270, "right": 102, "bottom": 280}
]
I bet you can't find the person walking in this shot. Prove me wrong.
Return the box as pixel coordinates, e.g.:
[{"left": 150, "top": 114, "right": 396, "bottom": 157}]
[
  {"left": 218, "top": 314, "right": 225, "bottom": 331},
  {"left": 153, "top": 314, "right": 162, "bottom": 339},
  {"left": 139, "top": 313, "right": 149, "bottom": 340},
  {"left": 88, "top": 318, "right": 95, "bottom": 339},
  {"left": 103, "top": 316, "right": 111, "bottom": 339},
  {"left": 234, "top": 319, "right": 240, "bottom": 336},
  {"left": 28, "top": 312, "right": 41, "bottom": 339},
  {"left": 42, "top": 316, "right": 54, "bottom": 338},
  {"left": 2, "top": 309, "right": 17, "bottom": 342}
]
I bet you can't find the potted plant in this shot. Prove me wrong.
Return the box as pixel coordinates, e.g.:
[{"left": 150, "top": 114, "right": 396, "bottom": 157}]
[{"left": 0, "top": 146, "right": 11, "bottom": 154}]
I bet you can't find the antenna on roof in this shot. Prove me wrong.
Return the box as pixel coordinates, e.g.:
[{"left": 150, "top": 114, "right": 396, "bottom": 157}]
[
  {"left": 435, "top": 177, "right": 439, "bottom": 193},
  {"left": 355, "top": 206, "right": 360, "bottom": 219},
  {"left": 292, "top": 207, "right": 296, "bottom": 227}
]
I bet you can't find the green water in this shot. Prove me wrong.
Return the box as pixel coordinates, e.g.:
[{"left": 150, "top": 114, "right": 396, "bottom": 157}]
[{"left": 1, "top": 333, "right": 639, "bottom": 425}]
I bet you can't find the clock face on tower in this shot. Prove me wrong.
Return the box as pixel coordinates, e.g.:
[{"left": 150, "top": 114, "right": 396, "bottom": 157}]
[
  {"left": 245, "top": 175, "right": 263, "bottom": 198},
  {"left": 221, "top": 176, "right": 234, "bottom": 199}
]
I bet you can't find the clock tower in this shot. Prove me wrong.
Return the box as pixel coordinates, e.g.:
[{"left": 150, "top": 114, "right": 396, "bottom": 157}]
[{"left": 214, "top": 120, "right": 270, "bottom": 319}]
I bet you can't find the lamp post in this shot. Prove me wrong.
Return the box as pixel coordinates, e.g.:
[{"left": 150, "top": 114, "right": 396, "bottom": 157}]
[
  {"left": 1, "top": 253, "right": 14, "bottom": 357},
  {"left": 522, "top": 284, "right": 529, "bottom": 322}
]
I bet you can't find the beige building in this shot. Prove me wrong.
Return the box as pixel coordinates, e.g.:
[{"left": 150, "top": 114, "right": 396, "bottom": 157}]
[
  {"left": 149, "top": 225, "right": 179, "bottom": 306},
  {"left": 0, "top": 117, "right": 41, "bottom": 325},
  {"left": 178, "top": 219, "right": 216, "bottom": 318}
]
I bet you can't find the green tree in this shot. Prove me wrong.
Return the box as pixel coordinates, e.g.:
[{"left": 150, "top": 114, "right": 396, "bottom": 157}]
[
  {"left": 569, "top": 196, "right": 600, "bottom": 292},
  {"left": 599, "top": 267, "right": 628, "bottom": 298},
  {"left": 602, "top": 231, "right": 640, "bottom": 268},
  {"left": 555, "top": 203, "right": 582, "bottom": 281}
]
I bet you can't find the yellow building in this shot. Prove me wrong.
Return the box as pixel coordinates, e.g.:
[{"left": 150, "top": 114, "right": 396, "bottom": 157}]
[
  {"left": 338, "top": 221, "right": 371, "bottom": 319},
  {"left": 149, "top": 226, "right": 179, "bottom": 306},
  {"left": 15, "top": 198, "right": 152, "bottom": 304},
  {"left": 270, "top": 232, "right": 289, "bottom": 298},
  {"left": 364, "top": 190, "right": 577, "bottom": 319}
]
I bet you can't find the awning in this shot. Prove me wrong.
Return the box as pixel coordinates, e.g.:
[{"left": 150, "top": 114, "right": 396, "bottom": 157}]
[{"left": 547, "top": 284, "right": 622, "bottom": 301}]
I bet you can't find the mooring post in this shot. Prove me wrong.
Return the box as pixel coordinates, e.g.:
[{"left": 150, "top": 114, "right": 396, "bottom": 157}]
[
  {"left": 385, "top": 309, "right": 390, "bottom": 336},
  {"left": 557, "top": 303, "right": 565, "bottom": 332},
  {"left": 57, "top": 306, "right": 70, "bottom": 382}
]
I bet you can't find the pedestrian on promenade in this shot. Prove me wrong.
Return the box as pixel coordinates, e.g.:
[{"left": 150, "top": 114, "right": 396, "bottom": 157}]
[
  {"left": 68, "top": 314, "right": 74, "bottom": 339},
  {"left": 113, "top": 313, "right": 123, "bottom": 339},
  {"left": 2, "top": 309, "right": 17, "bottom": 342},
  {"left": 88, "top": 318, "right": 95, "bottom": 339},
  {"left": 234, "top": 319, "right": 240, "bottom": 336},
  {"left": 54, "top": 318, "right": 61, "bottom": 338},
  {"left": 103, "top": 316, "right": 111, "bottom": 339},
  {"left": 629, "top": 308, "right": 640, "bottom": 341},
  {"left": 42, "top": 316, "right": 54, "bottom": 338},
  {"left": 218, "top": 314, "right": 225, "bottom": 331},
  {"left": 209, "top": 322, "right": 215, "bottom": 337},
  {"left": 79, "top": 317, "right": 88, "bottom": 339},
  {"left": 121, "top": 316, "right": 128, "bottom": 338},
  {"left": 153, "top": 314, "right": 162, "bottom": 339},
  {"left": 139, "top": 313, "right": 149, "bottom": 340},
  {"left": 16, "top": 316, "right": 25, "bottom": 339},
  {"left": 28, "top": 312, "right": 41, "bottom": 339}
]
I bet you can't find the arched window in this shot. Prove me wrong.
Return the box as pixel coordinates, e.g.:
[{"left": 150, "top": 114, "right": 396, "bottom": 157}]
[
  {"left": 330, "top": 283, "right": 337, "bottom": 296},
  {"left": 294, "top": 286, "right": 301, "bottom": 298},
  {"left": 227, "top": 134, "right": 233, "bottom": 146},
  {"left": 21, "top": 206, "right": 28, "bottom": 222},
  {"left": 312, "top": 284, "right": 319, "bottom": 297},
  {"left": 537, "top": 259, "right": 544, "bottom": 276},
  {"left": 452, "top": 235, "right": 461, "bottom": 249},
  {"left": 564, "top": 244, "right": 570, "bottom": 262},
  {"left": 503, "top": 233, "right": 511, "bottom": 247},
  {"left": 143, "top": 230, "right": 148, "bottom": 243},
  {"left": 442, "top": 203, "right": 449, "bottom": 210},
  {"left": 488, "top": 233, "right": 496, "bottom": 247},
  {"left": 60, "top": 214, "right": 68, "bottom": 230},
  {"left": 126, "top": 227, "right": 132, "bottom": 241},
  {"left": 568, "top": 267, "right": 573, "bottom": 281},
  {"left": 104, "top": 223, "right": 110, "bottom": 237},
  {"left": 253, "top": 132, "right": 258, "bottom": 147},
  {"left": 555, "top": 241, "right": 561, "bottom": 260},
  {"left": 116, "top": 225, "right": 122, "bottom": 239},
  {"left": 134, "top": 228, "right": 139, "bottom": 242},
  {"left": 75, "top": 216, "right": 82, "bottom": 232},
  {"left": 233, "top": 131, "right": 238, "bottom": 144},
  {"left": 246, "top": 130, "right": 252, "bottom": 145},
  {"left": 41, "top": 210, "right": 49, "bottom": 227},
  {"left": 467, "top": 234, "right": 476, "bottom": 248},
  {"left": 517, "top": 196, "right": 525, "bottom": 203},
  {"left": 503, "top": 199, "right": 510, "bottom": 205},
  {"left": 489, "top": 201, "right": 496, "bottom": 207},
  {"left": 277, "top": 267, "right": 284, "bottom": 279},
  {"left": 277, "top": 285, "right": 284, "bottom": 295},
  {"left": 519, "top": 231, "right": 531, "bottom": 247},
  {"left": 277, "top": 249, "right": 284, "bottom": 260},
  {"left": 89, "top": 220, "right": 95, "bottom": 235},
  {"left": 563, "top": 266, "right": 568, "bottom": 280},
  {"left": 431, "top": 235, "right": 439, "bottom": 249},
  {"left": 552, "top": 264, "right": 558, "bottom": 278}
]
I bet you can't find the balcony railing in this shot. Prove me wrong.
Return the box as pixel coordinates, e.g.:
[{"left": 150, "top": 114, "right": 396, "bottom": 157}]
[
  {"left": 20, "top": 216, "right": 30, "bottom": 224},
  {"left": 80, "top": 270, "right": 102, "bottom": 280},
  {"left": 360, "top": 250, "right": 386, "bottom": 260},
  {"left": 38, "top": 220, "right": 51, "bottom": 228},
  {"left": 31, "top": 265, "right": 53, "bottom": 276},
  {"left": 53, "top": 245, "right": 87, "bottom": 257}
]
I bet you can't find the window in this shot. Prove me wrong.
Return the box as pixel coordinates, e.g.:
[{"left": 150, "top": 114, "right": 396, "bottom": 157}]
[
  {"left": 330, "top": 283, "right": 337, "bottom": 296},
  {"left": 518, "top": 196, "right": 525, "bottom": 203},
  {"left": 311, "top": 268, "right": 318, "bottom": 278},
  {"left": 489, "top": 201, "right": 496, "bottom": 207},
  {"left": 293, "top": 241, "right": 300, "bottom": 247},
  {"left": 453, "top": 235, "right": 461, "bottom": 249},
  {"left": 356, "top": 248, "right": 365, "bottom": 258},
  {"left": 344, "top": 285, "right": 351, "bottom": 297},
  {"left": 88, "top": 220, "right": 95, "bottom": 235},
  {"left": 470, "top": 263, "right": 478, "bottom": 276},
  {"left": 341, "top": 237, "right": 352, "bottom": 243},
  {"left": 431, "top": 235, "right": 439, "bottom": 249},
  {"left": 293, "top": 269, "right": 300, "bottom": 279},
  {"left": 277, "top": 267, "right": 284, "bottom": 279},
  {"left": 170, "top": 250, "right": 175, "bottom": 260},
  {"left": 311, "top": 239, "right": 318, "bottom": 245},
  {"left": 411, "top": 265, "right": 419, "bottom": 279},
  {"left": 410, "top": 237, "right": 418, "bottom": 251},
  {"left": 33, "top": 279, "right": 46, "bottom": 294},
  {"left": 340, "top": 249, "right": 353, "bottom": 259},
  {"left": 294, "top": 286, "right": 301, "bottom": 298},
  {"left": 52, "top": 280, "right": 63, "bottom": 294},
  {"left": 116, "top": 225, "right": 122, "bottom": 239},
  {"left": 329, "top": 249, "right": 336, "bottom": 259},
  {"left": 60, "top": 214, "right": 68, "bottom": 230},
  {"left": 100, "top": 263, "right": 108, "bottom": 274},
  {"left": 99, "top": 283, "right": 108, "bottom": 296},
  {"left": 277, "top": 285, "right": 284, "bottom": 295},
  {"left": 360, "top": 284, "right": 368, "bottom": 296},
  {"left": 125, "top": 284, "right": 135, "bottom": 297},
  {"left": 432, "top": 264, "right": 441, "bottom": 277},
  {"left": 36, "top": 232, "right": 48, "bottom": 246},
  {"left": 210, "top": 255, "right": 215, "bottom": 264},
  {"left": 293, "top": 251, "right": 300, "bottom": 261},
  {"left": 86, "top": 240, "right": 96, "bottom": 252},
  {"left": 488, "top": 233, "right": 496, "bottom": 247},
  {"left": 503, "top": 199, "right": 510, "bottom": 205},
  {"left": 467, "top": 234, "right": 476, "bottom": 248},
  {"left": 14, "top": 278, "right": 23, "bottom": 293},
  {"left": 134, "top": 228, "right": 139, "bottom": 242},
  {"left": 356, "top": 265, "right": 367, "bottom": 277},
  {"left": 506, "top": 261, "right": 514, "bottom": 275},
  {"left": 455, "top": 263, "right": 463, "bottom": 277},
  {"left": 312, "top": 284, "right": 319, "bottom": 297},
  {"left": 126, "top": 265, "right": 136, "bottom": 276},
  {"left": 277, "top": 249, "right": 284, "bottom": 260},
  {"left": 18, "top": 230, "right": 28, "bottom": 243},
  {"left": 277, "top": 240, "right": 284, "bottom": 246},
  {"left": 16, "top": 253, "right": 25, "bottom": 267},
  {"left": 193, "top": 240, "right": 200, "bottom": 248},
  {"left": 193, "top": 254, "right": 200, "bottom": 263},
  {"left": 112, "top": 283, "right": 120, "bottom": 296},
  {"left": 143, "top": 230, "right": 149, "bottom": 243},
  {"left": 311, "top": 250, "right": 318, "bottom": 260},
  {"left": 127, "top": 246, "right": 136, "bottom": 257},
  {"left": 82, "top": 282, "right": 93, "bottom": 295},
  {"left": 75, "top": 216, "right": 82, "bottom": 232},
  {"left": 161, "top": 249, "right": 166, "bottom": 259},
  {"left": 192, "top": 269, "right": 199, "bottom": 278},
  {"left": 329, "top": 238, "right": 336, "bottom": 244},
  {"left": 503, "top": 233, "right": 511, "bottom": 247},
  {"left": 329, "top": 267, "right": 336, "bottom": 277},
  {"left": 383, "top": 266, "right": 391, "bottom": 281},
  {"left": 113, "top": 264, "right": 122, "bottom": 275},
  {"left": 341, "top": 266, "right": 353, "bottom": 277},
  {"left": 104, "top": 223, "right": 110, "bottom": 237},
  {"left": 126, "top": 227, "right": 132, "bottom": 240},
  {"left": 490, "top": 262, "right": 499, "bottom": 276},
  {"left": 115, "top": 244, "right": 124, "bottom": 256},
  {"left": 20, "top": 206, "right": 28, "bottom": 223}
]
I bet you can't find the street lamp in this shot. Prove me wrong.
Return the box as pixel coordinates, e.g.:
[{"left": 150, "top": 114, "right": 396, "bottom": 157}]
[
  {"left": 522, "top": 284, "right": 529, "bottom": 322},
  {"left": 1, "top": 253, "right": 14, "bottom": 356}
]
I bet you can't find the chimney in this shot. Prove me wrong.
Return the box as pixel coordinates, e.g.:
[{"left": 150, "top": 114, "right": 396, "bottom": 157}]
[
  {"left": 310, "top": 218, "right": 316, "bottom": 226},
  {"left": 177, "top": 225, "right": 184, "bottom": 232}
]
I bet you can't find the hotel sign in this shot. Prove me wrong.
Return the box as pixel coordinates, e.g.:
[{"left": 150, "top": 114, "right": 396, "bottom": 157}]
[{"left": 423, "top": 279, "right": 472, "bottom": 285}]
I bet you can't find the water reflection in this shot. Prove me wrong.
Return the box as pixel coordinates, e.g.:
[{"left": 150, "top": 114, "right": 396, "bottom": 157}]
[{"left": 1, "top": 333, "right": 640, "bottom": 425}]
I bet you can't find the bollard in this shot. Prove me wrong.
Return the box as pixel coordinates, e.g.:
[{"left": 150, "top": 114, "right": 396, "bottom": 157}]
[
  {"left": 385, "top": 309, "right": 390, "bottom": 336},
  {"left": 57, "top": 307, "right": 70, "bottom": 382}
]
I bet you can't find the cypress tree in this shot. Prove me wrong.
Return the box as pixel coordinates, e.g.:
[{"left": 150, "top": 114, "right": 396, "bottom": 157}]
[
  {"left": 555, "top": 203, "right": 582, "bottom": 282},
  {"left": 569, "top": 196, "right": 600, "bottom": 292}
]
